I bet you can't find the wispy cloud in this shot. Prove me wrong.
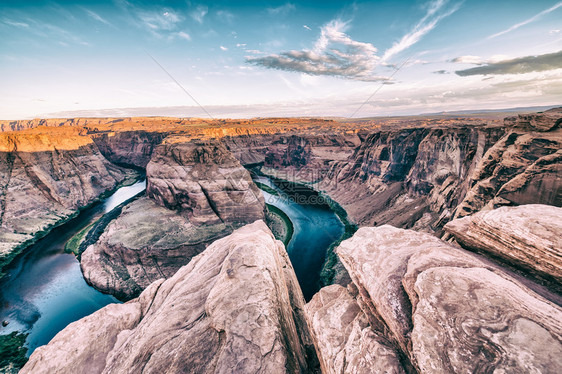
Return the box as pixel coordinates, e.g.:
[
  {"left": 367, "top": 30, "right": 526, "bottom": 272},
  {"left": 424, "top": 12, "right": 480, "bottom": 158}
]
[
  {"left": 216, "top": 10, "right": 235, "bottom": 23},
  {"left": 488, "top": 1, "right": 562, "bottom": 39},
  {"left": 190, "top": 5, "right": 208, "bottom": 24},
  {"left": 220, "top": 45, "right": 228, "bottom": 51},
  {"left": 176, "top": 31, "right": 191, "bottom": 41},
  {"left": 451, "top": 55, "right": 484, "bottom": 64},
  {"left": 140, "top": 10, "right": 182, "bottom": 31},
  {"left": 267, "top": 3, "right": 296, "bottom": 16},
  {"left": 303, "top": 25, "right": 312, "bottom": 31},
  {"left": 83, "top": 9, "right": 111, "bottom": 26},
  {"left": 247, "top": 19, "right": 389, "bottom": 82},
  {"left": 382, "top": 0, "right": 461, "bottom": 62},
  {"left": 455, "top": 50, "right": 562, "bottom": 76},
  {"left": 1, "top": 18, "right": 30, "bottom": 28}
]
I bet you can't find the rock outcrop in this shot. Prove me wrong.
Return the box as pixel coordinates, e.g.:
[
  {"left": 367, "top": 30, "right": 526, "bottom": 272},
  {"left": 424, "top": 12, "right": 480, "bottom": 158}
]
[
  {"left": 81, "top": 138, "right": 266, "bottom": 300},
  {"left": 454, "top": 125, "right": 562, "bottom": 218},
  {"left": 306, "top": 223, "right": 562, "bottom": 373},
  {"left": 445, "top": 204, "right": 562, "bottom": 285},
  {"left": 147, "top": 138, "right": 265, "bottom": 225},
  {"left": 0, "top": 128, "right": 134, "bottom": 277},
  {"left": 22, "top": 221, "right": 317, "bottom": 374},
  {"left": 305, "top": 284, "right": 405, "bottom": 374}
]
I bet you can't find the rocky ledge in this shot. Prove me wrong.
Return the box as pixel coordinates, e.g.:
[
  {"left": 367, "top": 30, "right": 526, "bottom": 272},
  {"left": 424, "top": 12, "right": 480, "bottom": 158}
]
[
  {"left": 22, "top": 221, "right": 317, "bottom": 374},
  {"left": 81, "top": 138, "right": 265, "bottom": 300},
  {"left": 306, "top": 207, "right": 562, "bottom": 373},
  {"left": 445, "top": 204, "right": 562, "bottom": 286}
]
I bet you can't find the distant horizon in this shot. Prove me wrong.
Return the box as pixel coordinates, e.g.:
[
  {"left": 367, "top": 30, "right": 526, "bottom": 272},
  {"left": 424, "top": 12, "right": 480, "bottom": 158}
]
[
  {"left": 1, "top": 1, "right": 561, "bottom": 119},
  {"left": 1, "top": 103, "right": 560, "bottom": 122}
]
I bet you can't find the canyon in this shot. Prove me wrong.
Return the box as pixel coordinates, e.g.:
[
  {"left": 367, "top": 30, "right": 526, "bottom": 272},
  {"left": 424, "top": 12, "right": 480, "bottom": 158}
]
[{"left": 0, "top": 109, "right": 560, "bottom": 373}]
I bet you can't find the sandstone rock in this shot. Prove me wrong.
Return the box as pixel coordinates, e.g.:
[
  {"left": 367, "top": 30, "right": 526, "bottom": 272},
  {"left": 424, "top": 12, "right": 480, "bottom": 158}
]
[
  {"left": 505, "top": 109, "right": 562, "bottom": 132},
  {"left": 454, "top": 128, "right": 562, "bottom": 218},
  {"left": 305, "top": 284, "right": 405, "bottom": 374},
  {"left": 23, "top": 221, "right": 316, "bottom": 374},
  {"left": 92, "top": 130, "right": 167, "bottom": 168},
  {"left": 82, "top": 138, "right": 266, "bottom": 300},
  {"left": 412, "top": 267, "right": 562, "bottom": 373},
  {"left": 0, "top": 129, "right": 134, "bottom": 277},
  {"left": 147, "top": 139, "right": 265, "bottom": 225},
  {"left": 333, "top": 224, "right": 562, "bottom": 372},
  {"left": 445, "top": 204, "right": 562, "bottom": 283},
  {"left": 81, "top": 197, "right": 231, "bottom": 300},
  {"left": 336, "top": 225, "right": 457, "bottom": 361}
]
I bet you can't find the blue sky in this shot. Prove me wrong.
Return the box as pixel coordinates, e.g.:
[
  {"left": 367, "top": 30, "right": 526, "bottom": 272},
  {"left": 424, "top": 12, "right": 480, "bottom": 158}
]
[{"left": 1, "top": 0, "right": 561, "bottom": 119}]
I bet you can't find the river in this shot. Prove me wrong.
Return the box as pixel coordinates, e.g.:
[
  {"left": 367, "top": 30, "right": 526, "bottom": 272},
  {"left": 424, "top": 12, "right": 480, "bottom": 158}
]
[
  {"left": 253, "top": 176, "right": 344, "bottom": 300},
  {"left": 0, "top": 180, "right": 146, "bottom": 354}
]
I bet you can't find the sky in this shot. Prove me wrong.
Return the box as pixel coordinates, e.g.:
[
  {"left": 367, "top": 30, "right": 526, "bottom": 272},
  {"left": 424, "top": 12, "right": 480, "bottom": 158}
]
[{"left": 0, "top": 0, "right": 561, "bottom": 120}]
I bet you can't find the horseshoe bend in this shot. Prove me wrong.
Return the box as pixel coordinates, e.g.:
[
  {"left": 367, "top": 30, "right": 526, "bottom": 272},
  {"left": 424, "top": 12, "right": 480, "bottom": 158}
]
[
  {"left": 0, "top": 110, "right": 560, "bottom": 373},
  {"left": 2, "top": 1, "right": 562, "bottom": 372}
]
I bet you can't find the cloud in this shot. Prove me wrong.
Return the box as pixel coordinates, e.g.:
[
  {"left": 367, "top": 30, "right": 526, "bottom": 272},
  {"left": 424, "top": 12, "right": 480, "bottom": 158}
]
[
  {"left": 451, "top": 55, "right": 484, "bottom": 64},
  {"left": 455, "top": 50, "right": 562, "bottom": 76},
  {"left": 2, "top": 18, "right": 30, "bottom": 28},
  {"left": 303, "top": 25, "right": 311, "bottom": 31},
  {"left": 247, "top": 19, "right": 389, "bottom": 82},
  {"left": 382, "top": 0, "right": 460, "bottom": 62},
  {"left": 550, "top": 29, "right": 561, "bottom": 35},
  {"left": 220, "top": 45, "right": 228, "bottom": 51},
  {"left": 190, "top": 5, "right": 208, "bottom": 24},
  {"left": 433, "top": 70, "right": 449, "bottom": 74},
  {"left": 84, "top": 9, "right": 111, "bottom": 25},
  {"left": 176, "top": 31, "right": 191, "bottom": 41},
  {"left": 488, "top": 1, "right": 562, "bottom": 39},
  {"left": 267, "top": 3, "right": 296, "bottom": 16},
  {"left": 139, "top": 10, "right": 182, "bottom": 31},
  {"left": 216, "top": 10, "right": 235, "bottom": 23}
]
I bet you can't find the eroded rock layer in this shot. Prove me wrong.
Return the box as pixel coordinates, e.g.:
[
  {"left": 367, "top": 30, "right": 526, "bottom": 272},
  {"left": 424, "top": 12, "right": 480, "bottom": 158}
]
[
  {"left": 22, "top": 221, "right": 317, "bottom": 374},
  {"left": 0, "top": 128, "right": 134, "bottom": 276},
  {"left": 81, "top": 138, "right": 265, "bottom": 300},
  {"left": 306, "top": 222, "right": 562, "bottom": 373},
  {"left": 445, "top": 204, "right": 562, "bottom": 285}
]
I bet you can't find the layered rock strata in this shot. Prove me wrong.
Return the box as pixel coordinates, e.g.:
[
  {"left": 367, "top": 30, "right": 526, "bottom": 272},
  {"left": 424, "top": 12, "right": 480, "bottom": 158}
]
[
  {"left": 445, "top": 204, "right": 562, "bottom": 285},
  {"left": 306, "top": 220, "right": 562, "bottom": 373},
  {"left": 0, "top": 128, "right": 134, "bottom": 276},
  {"left": 81, "top": 138, "right": 265, "bottom": 300},
  {"left": 23, "top": 221, "right": 317, "bottom": 374}
]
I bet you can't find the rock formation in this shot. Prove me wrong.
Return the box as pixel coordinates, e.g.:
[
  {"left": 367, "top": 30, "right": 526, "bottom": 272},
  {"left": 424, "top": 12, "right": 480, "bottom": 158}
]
[
  {"left": 81, "top": 138, "right": 265, "bottom": 300},
  {"left": 22, "top": 222, "right": 317, "bottom": 374},
  {"left": 445, "top": 204, "right": 562, "bottom": 286},
  {"left": 306, "top": 222, "right": 562, "bottom": 373},
  {"left": 305, "top": 284, "right": 405, "bottom": 373},
  {"left": 0, "top": 128, "right": 134, "bottom": 277},
  {"left": 147, "top": 138, "right": 265, "bottom": 225}
]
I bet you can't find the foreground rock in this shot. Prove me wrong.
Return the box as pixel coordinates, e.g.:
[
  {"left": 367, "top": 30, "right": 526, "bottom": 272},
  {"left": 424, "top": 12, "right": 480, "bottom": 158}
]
[
  {"left": 305, "top": 285, "right": 405, "bottom": 373},
  {"left": 445, "top": 204, "right": 562, "bottom": 284},
  {"left": 81, "top": 138, "right": 266, "bottom": 300},
  {"left": 306, "top": 223, "right": 562, "bottom": 373},
  {"left": 23, "top": 221, "right": 317, "bottom": 374},
  {"left": 0, "top": 128, "right": 134, "bottom": 277}
]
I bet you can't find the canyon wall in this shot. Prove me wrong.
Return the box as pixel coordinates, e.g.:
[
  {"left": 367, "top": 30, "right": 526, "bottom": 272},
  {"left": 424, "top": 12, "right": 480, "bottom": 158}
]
[
  {"left": 0, "top": 128, "right": 135, "bottom": 277},
  {"left": 81, "top": 138, "right": 266, "bottom": 300}
]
